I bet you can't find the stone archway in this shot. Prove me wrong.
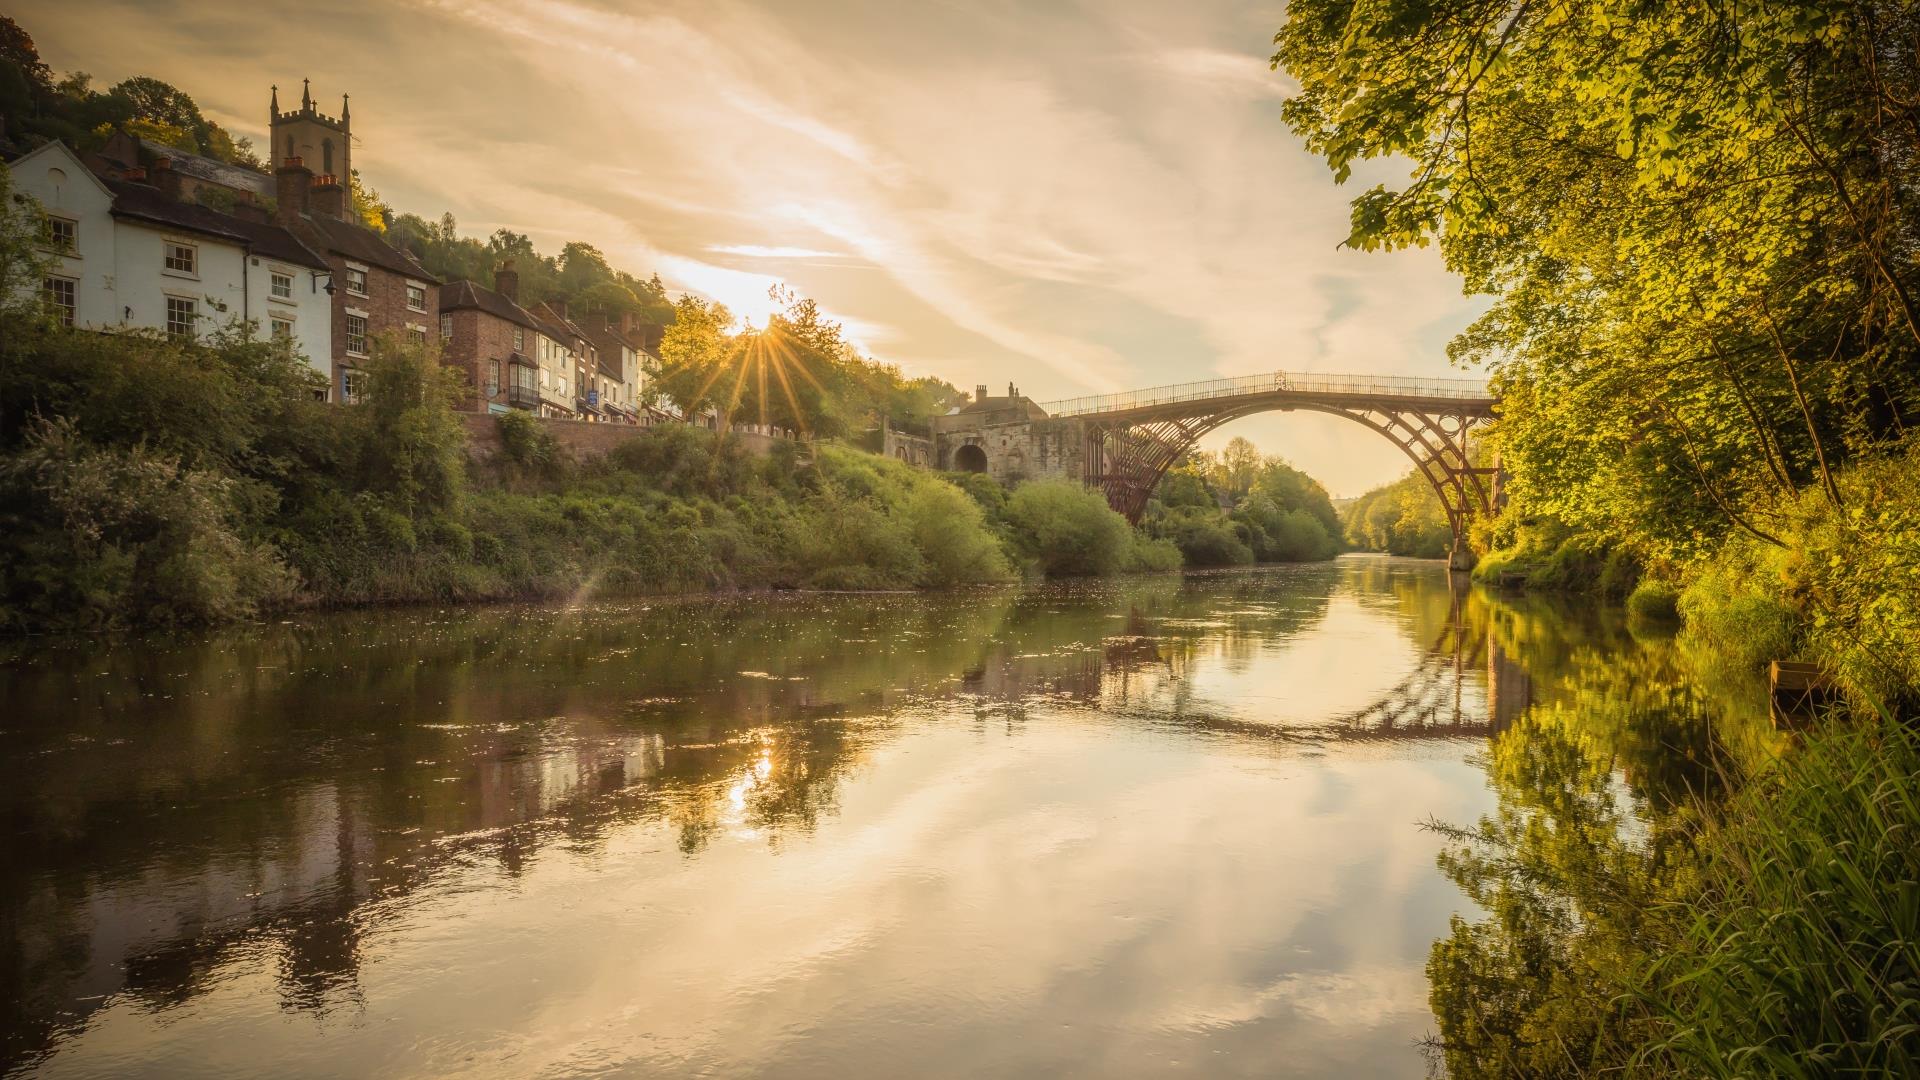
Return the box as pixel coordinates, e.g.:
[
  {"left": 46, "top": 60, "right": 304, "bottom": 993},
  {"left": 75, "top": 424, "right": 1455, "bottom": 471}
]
[{"left": 954, "top": 443, "right": 988, "bottom": 473}]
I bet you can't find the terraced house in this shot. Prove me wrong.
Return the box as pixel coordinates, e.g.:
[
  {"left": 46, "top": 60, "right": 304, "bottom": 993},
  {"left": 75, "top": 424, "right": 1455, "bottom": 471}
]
[
  {"left": 5, "top": 140, "right": 333, "bottom": 380},
  {"left": 438, "top": 268, "right": 543, "bottom": 414}
]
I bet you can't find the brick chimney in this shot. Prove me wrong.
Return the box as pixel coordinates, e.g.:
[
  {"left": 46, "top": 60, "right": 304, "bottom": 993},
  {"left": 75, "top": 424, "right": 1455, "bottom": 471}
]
[
  {"left": 976, "top": 384, "right": 989, "bottom": 403},
  {"left": 494, "top": 264, "right": 519, "bottom": 302},
  {"left": 618, "top": 311, "right": 636, "bottom": 336},
  {"left": 547, "top": 298, "right": 568, "bottom": 321},
  {"left": 275, "top": 157, "right": 312, "bottom": 224},
  {"left": 151, "top": 156, "right": 183, "bottom": 201},
  {"left": 229, "top": 201, "right": 271, "bottom": 224},
  {"left": 309, "top": 174, "right": 347, "bottom": 221}
]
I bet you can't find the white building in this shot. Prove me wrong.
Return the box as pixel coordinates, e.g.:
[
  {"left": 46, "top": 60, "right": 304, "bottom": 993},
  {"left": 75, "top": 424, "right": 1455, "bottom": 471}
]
[{"left": 6, "top": 142, "right": 333, "bottom": 381}]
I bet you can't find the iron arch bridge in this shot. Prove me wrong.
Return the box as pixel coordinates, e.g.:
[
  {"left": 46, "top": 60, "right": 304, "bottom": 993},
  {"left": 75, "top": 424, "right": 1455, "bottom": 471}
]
[{"left": 1036, "top": 371, "right": 1500, "bottom": 561}]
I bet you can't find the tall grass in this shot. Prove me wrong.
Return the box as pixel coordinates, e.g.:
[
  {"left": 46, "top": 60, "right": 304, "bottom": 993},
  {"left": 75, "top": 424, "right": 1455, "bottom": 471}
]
[{"left": 1630, "top": 713, "right": 1920, "bottom": 1077}]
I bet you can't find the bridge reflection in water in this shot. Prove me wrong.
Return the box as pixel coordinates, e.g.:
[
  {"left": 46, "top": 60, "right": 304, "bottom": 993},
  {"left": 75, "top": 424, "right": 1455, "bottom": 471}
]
[{"left": 1, "top": 558, "right": 1537, "bottom": 1072}]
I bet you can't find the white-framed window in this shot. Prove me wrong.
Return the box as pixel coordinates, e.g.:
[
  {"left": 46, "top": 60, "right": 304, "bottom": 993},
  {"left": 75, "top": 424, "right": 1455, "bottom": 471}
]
[
  {"left": 487, "top": 360, "right": 501, "bottom": 396},
  {"left": 558, "top": 376, "right": 568, "bottom": 397},
  {"left": 270, "top": 315, "right": 294, "bottom": 343},
  {"left": 163, "top": 240, "right": 197, "bottom": 276},
  {"left": 345, "top": 312, "right": 368, "bottom": 357},
  {"left": 341, "top": 368, "right": 369, "bottom": 405},
  {"left": 165, "top": 295, "right": 197, "bottom": 341},
  {"left": 344, "top": 265, "right": 368, "bottom": 296},
  {"left": 440, "top": 313, "right": 453, "bottom": 342},
  {"left": 412, "top": 327, "right": 427, "bottom": 347},
  {"left": 406, "top": 282, "right": 427, "bottom": 312},
  {"left": 512, "top": 327, "right": 525, "bottom": 351},
  {"left": 42, "top": 276, "right": 76, "bottom": 327},
  {"left": 42, "top": 215, "right": 76, "bottom": 254},
  {"left": 270, "top": 270, "right": 294, "bottom": 300}
]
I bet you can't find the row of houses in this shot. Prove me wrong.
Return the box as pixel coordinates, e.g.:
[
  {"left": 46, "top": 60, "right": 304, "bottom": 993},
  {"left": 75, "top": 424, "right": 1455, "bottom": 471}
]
[{"left": 4, "top": 80, "right": 709, "bottom": 428}]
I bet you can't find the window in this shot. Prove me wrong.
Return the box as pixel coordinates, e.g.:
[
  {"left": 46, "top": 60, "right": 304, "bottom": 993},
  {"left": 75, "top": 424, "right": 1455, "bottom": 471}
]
[
  {"left": 513, "top": 327, "right": 525, "bottom": 352},
  {"left": 42, "top": 276, "right": 76, "bottom": 327},
  {"left": 413, "top": 327, "right": 428, "bottom": 348},
  {"left": 270, "top": 271, "right": 294, "bottom": 300},
  {"left": 344, "top": 266, "right": 367, "bottom": 295},
  {"left": 487, "top": 360, "right": 501, "bottom": 396},
  {"left": 558, "top": 376, "right": 568, "bottom": 398},
  {"left": 164, "top": 241, "right": 196, "bottom": 275},
  {"left": 345, "top": 313, "right": 368, "bottom": 357},
  {"left": 42, "top": 216, "right": 76, "bottom": 254},
  {"left": 341, "top": 368, "right": 369, "bottom": 405},
  {"left": 407, "top": 283, "right": 427, "bottom": 312},
  {"left": 166, "top": 296, "right": 197, "bottom": 340},
  {"left": 440, "top": 313, "right": 453, "bottom": 342},
  {"left": 270, "top": 316, "right": 294, "bottom": 343}
]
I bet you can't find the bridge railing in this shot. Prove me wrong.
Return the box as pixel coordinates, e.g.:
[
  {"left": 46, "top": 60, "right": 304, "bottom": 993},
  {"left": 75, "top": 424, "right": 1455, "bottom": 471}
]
[{"left": 1038, "top": 370, "right": 1493, "bottom": 418}]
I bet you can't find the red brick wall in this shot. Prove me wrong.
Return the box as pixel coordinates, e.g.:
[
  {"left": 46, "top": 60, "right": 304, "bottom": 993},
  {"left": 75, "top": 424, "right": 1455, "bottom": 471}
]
[
  {"left": 322, "top": 255, "right": 437, "bottom": 396},
  {"left": 460, "top": 413, "right": 787, "bottom": 461},
  {"left": 442, "top": 309, "right": 520, "bottom": 411}
]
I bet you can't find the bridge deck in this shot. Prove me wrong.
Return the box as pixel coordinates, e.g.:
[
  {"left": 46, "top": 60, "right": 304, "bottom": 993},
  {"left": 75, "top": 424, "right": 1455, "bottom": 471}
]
[{"left": 1039, "top": 370, "right": 1495, "bottom": 421}]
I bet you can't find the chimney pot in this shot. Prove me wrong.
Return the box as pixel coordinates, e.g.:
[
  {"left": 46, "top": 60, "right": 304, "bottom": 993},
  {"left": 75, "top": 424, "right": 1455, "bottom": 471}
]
[{"left": 976, "top": 384, "right": 988, "bottom": 403}]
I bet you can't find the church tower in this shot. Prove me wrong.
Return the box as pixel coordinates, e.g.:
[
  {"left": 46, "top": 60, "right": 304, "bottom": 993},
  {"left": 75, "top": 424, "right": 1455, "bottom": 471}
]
[{"left": 270, "top": 79, "right": 350, "bottom": 185}]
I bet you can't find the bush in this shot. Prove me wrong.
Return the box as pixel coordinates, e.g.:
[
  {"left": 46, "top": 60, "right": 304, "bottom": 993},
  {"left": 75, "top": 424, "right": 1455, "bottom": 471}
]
[
  {"left": 1003, "top": 480, "right": 1135, "bottom": 577},
  {"left": 1158, "top": 508, "right": 1255, "bottom": 567},
  {"left": 1625, "top": 578, "right": 1680, "bottom": 621}
]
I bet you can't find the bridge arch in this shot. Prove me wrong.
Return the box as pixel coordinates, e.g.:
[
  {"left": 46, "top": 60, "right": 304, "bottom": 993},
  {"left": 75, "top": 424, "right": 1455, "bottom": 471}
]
[
  {"left": 953, "top": 443, "right": 988, "bottom": 473},
  {"left": 1041, "top": 372, "right": 1498, "bottom": 564}
]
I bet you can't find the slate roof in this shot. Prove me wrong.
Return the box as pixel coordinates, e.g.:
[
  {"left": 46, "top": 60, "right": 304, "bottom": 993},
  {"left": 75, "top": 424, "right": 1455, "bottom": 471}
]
[
  {"left": 139, "top": 141, "right": 274, "bottom": 199},
  {"left": 298, "top": 212, "right": 437, "bottom": 282},
  {"left": 104, "top": 180, "right": 329, "bottom": 270},
  {"left": 440, "top": 279, "right": 541, "bottom": 331}
]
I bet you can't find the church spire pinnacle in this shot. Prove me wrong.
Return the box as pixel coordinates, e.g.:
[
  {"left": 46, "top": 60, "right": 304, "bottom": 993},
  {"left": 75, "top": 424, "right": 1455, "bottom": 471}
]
[
  {"left": 301, "top": 78, "right": 311, "bottom": 111},
  {"left": 341, "top": 93, "right": 350, "bottom": 124},
  {"left": 271, "top": 84, "right": 279, "bottom": 115}
]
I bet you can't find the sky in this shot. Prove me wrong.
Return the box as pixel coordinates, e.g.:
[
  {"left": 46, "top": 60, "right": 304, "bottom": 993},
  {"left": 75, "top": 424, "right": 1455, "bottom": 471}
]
[{"left": 21, "top": 0, "right": 1487, "bottom": 497}]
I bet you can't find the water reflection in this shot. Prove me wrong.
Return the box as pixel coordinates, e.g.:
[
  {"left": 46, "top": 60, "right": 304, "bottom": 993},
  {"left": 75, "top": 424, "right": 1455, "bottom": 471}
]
[{"left": 0, "top": 557, "right": 1736, "bottom": 1077}]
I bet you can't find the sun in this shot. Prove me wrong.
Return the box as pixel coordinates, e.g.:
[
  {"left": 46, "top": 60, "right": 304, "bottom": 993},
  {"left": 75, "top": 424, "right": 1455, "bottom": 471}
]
[{"left": 656, "top": 256, "right": 785, "bottom": 329}]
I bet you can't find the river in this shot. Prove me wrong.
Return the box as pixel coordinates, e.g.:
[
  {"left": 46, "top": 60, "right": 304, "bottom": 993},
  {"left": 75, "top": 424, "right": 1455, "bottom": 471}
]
[{"left": 0, "top": 557, "right": 1771, "bottom": 1078}]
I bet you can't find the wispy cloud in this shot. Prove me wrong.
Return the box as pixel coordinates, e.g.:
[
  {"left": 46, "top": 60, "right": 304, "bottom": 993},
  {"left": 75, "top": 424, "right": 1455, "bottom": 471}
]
[{"left": 25, "top": 0, "right": 1485, "bottom": 493}]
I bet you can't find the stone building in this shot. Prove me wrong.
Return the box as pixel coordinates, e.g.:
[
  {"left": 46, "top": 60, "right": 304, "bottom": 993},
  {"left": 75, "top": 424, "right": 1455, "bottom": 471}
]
[
  {"left": 438, "top": 270, "right": 543, "bottom": 414},
  {"left": 929, "top": 384, "right": 1086, "bottom": 485}
]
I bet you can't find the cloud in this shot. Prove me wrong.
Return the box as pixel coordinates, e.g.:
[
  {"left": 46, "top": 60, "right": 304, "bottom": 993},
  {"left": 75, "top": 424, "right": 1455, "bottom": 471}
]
[{"left": 22, "top": 0, "right": 1487, "bottom": 493}]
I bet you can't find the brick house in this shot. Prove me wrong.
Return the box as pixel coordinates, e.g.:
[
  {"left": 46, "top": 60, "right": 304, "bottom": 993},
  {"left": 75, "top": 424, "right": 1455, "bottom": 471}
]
[
  {"left": 439, "top": 269, "right": 543, "bottom": 413},
  {"left": 272, "top": 157, "right": 437, "bottom": 402}
]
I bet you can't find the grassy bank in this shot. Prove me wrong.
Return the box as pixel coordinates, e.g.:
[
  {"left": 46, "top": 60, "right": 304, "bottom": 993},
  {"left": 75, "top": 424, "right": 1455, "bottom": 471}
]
[{"left": 0, "top": 315, "right": 1193, "bottom": 632}]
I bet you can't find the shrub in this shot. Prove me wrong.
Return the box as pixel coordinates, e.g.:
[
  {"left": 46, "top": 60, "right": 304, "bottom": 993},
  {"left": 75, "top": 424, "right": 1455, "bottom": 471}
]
[
  {"left": 1003, "top": 480, "right": 1134, "bottom": 576},
  {"left": 1625, "top": 578, "right": 1680, "bottom": 621}
]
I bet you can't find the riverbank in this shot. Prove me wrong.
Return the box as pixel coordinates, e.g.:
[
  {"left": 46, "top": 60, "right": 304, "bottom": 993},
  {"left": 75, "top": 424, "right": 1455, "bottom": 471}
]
[{"left": 1429, "top": 458, "right": 1920, "bottom": 1076}]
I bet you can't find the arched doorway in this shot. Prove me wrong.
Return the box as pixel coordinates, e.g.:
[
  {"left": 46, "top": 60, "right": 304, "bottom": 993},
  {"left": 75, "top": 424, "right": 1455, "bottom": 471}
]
[{"left": 954, "top": 443, "right": 988, "bottom": 473}]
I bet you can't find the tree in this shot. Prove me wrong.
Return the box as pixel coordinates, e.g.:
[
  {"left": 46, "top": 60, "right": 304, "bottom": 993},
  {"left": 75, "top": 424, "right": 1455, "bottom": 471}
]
[{"left": 1274, "top": 1, "right": 1920, "bottom": 566}]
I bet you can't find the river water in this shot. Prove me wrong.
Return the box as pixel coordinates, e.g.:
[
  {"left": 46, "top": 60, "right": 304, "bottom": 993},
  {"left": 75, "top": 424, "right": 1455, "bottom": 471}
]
[{"left": 0, "top": 557, "right": 1769, "bottom": 1078}]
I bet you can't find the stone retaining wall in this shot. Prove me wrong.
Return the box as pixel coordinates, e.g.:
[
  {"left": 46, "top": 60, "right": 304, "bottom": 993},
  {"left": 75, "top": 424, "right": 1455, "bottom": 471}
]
[{"left": 459, "top": 413, "right": 787, "bottom": 461}]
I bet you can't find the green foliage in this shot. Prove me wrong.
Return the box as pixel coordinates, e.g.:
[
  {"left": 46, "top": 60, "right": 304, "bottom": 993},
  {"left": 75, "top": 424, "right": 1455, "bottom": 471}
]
[
  {"left": 1626, "top": 579, "right": 1680, "bottom": 622},
  {"left": 1145, "top": 443, "right": 1341, "bottom": 564},
  {"left": 1003, "top": 480, "right": 1136, "bottom": 577},
  {"left": 1276, "top": 0, "right": 1920, "bottom": 572},
  {"left": 1343, "top": 470, "right": 1451, "bottom": 558}
]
